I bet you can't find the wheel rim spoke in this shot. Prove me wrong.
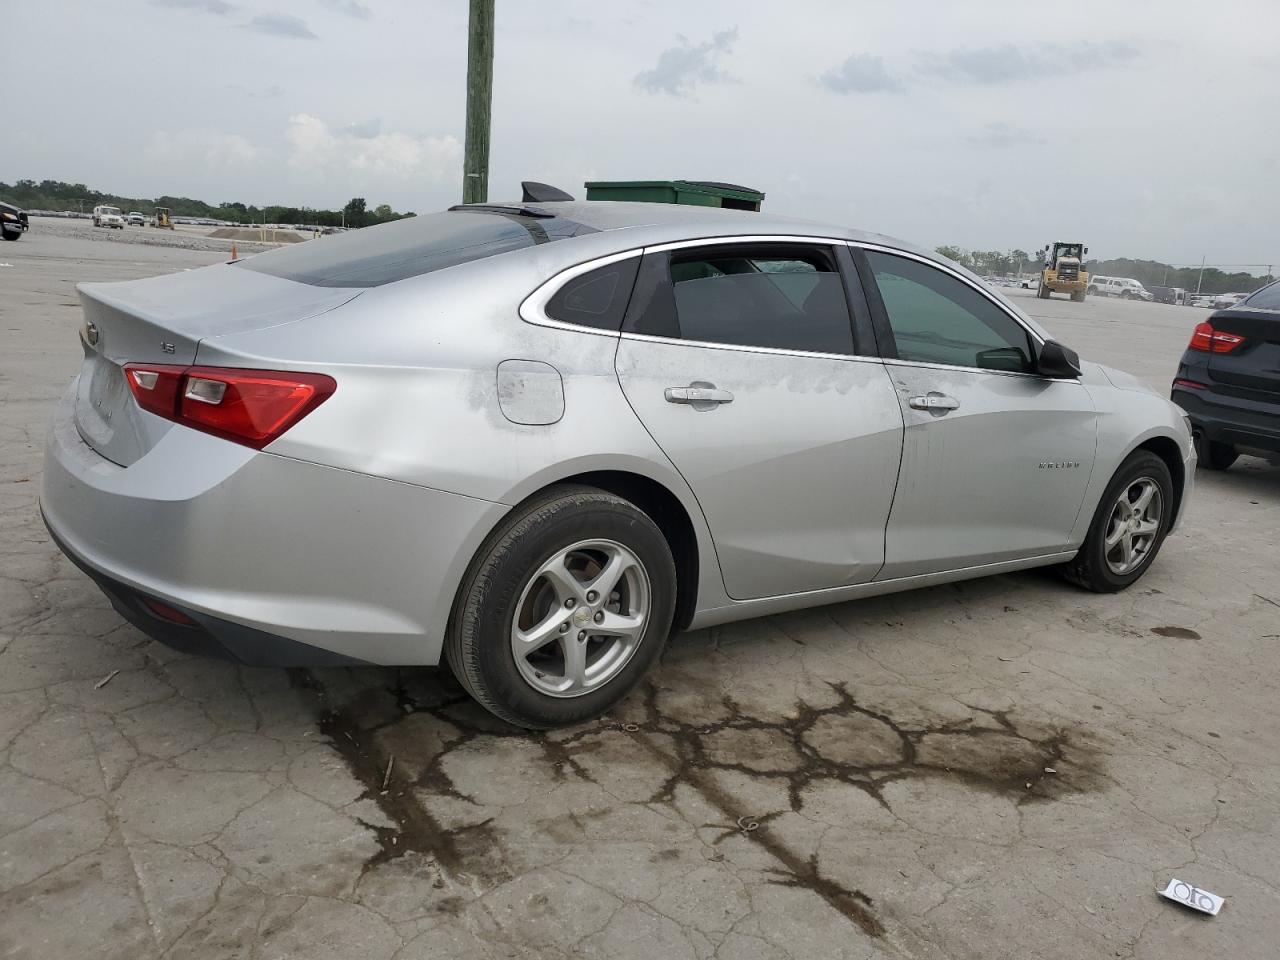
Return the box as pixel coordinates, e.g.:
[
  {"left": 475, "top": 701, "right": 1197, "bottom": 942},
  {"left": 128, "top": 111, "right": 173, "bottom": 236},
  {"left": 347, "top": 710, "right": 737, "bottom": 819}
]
[
  {"left": 536, "top": 555, "right": 588, "bottom": 606},
  {"left": 561, "top": 635, "right": 588, "bottom": 691},
  {"left": 513, "top": 605, "right": 572, "bottom": 654},
  {"left": 594, "top": 610, "right": 645, "bottom": 641},
  {"left": 585, "top": 548, "right": 632, "bottom": 602}
]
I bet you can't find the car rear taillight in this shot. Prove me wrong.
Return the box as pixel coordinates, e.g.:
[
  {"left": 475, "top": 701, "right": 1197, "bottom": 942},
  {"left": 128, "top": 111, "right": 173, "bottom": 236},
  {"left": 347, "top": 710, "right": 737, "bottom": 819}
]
[
  {"left": 124, "top": 364, "right": 336, "bottom": 449},
  {"left": 1188, "top": 321, "right": 1245, "bottom": 353}
]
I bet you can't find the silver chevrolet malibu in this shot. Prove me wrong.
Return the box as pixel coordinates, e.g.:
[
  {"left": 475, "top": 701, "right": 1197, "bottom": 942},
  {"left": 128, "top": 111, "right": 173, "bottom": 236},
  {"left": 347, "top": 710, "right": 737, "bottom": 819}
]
[{"left": 42, "top": 192, "right": 1194, "bottom": 728}]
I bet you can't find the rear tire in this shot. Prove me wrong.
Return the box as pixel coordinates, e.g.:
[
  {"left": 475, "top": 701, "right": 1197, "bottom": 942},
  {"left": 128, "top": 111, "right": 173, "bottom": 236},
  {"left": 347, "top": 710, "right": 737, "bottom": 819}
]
[
  {"left": 1087, "top": 286, "right": 1098, "bottom": 296},
  {"left": 1195, "top": 434, "right": 1238, "bottom": 470},
  {"left": 1, "top": 231, "right": 18, "bottom": 241},
  {"left": 1059, "top": 451, "right": 1174, "bottom": 593},
  {"left": 1071, "top": 291, "right": 1085, "bottom": 302},
  {"left": 446, "top": 485, "right": 676, "bottom": 729}
]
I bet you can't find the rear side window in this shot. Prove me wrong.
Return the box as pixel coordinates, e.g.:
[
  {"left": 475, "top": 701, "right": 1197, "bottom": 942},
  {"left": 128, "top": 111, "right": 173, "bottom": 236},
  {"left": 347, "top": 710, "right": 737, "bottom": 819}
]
[
  {"left": 544, "top": 256, "right": 640, "bottom": 331},
  {"left": 865, "top": 251, "right": 1034, "bottom": 372},
  {"left": 1243, "top": 280, "right": 1280, "bottom": 310},
  {"left": 233, "top": 209, "right": 593, "bottom": 288},
  {"left": 628, "top": 244, "right": 855, "bottom": 355}
]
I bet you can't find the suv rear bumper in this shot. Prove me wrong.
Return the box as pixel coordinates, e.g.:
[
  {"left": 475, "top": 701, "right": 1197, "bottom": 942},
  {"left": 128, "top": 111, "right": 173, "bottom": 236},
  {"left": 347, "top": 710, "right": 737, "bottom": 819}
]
[{"left": 1172, "top": 384, "right": 1280, "bottom": 454}]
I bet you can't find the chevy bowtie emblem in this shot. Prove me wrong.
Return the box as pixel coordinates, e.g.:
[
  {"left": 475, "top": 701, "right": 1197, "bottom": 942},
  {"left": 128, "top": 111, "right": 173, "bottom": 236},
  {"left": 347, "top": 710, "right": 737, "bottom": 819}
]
[{"left": 85, "top": 321, "right": 99, "bottom": 346}]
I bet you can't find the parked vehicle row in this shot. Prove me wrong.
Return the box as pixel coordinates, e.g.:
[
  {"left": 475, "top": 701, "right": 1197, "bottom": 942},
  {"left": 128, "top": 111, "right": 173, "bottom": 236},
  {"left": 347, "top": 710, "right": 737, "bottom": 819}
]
[{"left": 42, "top": 195, "right": 1194, "bottom": 727}]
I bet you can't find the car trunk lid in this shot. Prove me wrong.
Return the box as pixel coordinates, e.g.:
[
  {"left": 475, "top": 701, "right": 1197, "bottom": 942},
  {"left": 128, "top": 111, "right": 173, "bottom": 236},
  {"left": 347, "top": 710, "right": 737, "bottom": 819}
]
[
  {"left": 1206, "top": 307, "right": 1280, "bottom": 396},
  {"left": 74, "top": 263, "right": 360, "bottom": 466}
]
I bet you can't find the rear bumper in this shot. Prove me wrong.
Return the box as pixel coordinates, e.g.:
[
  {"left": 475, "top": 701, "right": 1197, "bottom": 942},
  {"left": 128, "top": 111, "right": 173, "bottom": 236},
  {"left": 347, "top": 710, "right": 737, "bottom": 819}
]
[
  {"left": 44, "top": 515, "right": 364, "bottom": 665},
  {"left": 41, "top": 382, "right": 508, "bottom": 665},
  {"left": 1172, "top": 384, "right": 1280, "bottom": 454}
]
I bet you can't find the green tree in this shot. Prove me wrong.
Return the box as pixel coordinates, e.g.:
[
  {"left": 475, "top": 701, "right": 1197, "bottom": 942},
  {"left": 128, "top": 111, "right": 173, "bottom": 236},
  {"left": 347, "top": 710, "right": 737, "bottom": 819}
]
[{"left": 343, "top": 197, "right": 367, "bottom": 227}]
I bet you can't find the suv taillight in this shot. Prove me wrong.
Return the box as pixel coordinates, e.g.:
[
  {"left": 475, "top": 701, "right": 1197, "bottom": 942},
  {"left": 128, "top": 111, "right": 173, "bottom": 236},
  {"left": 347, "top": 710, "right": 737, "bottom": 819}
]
[
  {"left": 1188, "top": 321, "right": 1245, "bottom": 354},
  {"left": 124, "top": 364, "right": 336, "bottom": 449}
]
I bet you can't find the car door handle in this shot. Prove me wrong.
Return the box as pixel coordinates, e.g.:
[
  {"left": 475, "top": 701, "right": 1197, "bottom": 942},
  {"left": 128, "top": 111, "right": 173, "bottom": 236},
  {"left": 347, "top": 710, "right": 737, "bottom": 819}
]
[
  {"left": 908, "top": 394, "right": 960, "bottom": 411},
  {"left": 665, "top": 384, "right": 734, "bottom": 405}
]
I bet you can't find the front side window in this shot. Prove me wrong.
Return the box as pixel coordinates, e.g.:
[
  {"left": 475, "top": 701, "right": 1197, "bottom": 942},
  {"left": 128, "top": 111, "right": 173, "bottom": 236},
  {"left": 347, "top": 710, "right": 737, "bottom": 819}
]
[
  {"left": 629, "top": 244, "right": 855, "bottom": 355},
  {"left": 865, "top": 251, "right": 1034, "bottom": 372}
]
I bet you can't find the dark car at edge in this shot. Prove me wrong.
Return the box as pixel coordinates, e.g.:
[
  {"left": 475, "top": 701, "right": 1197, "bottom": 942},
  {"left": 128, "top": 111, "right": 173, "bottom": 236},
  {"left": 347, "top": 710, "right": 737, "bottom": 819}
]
[
  {"left": 1172, "top": 279, "right": 1280, "bottom": 469},
  {"left": 1, "top": 200, "right": 29, "bottom": 241}
]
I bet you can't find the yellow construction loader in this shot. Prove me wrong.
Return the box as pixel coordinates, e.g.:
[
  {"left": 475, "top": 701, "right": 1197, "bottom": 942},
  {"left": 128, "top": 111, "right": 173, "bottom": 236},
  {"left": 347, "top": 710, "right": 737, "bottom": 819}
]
[
  {"left": 1036, "top": 241, "right": 1089, "bottom": 301},
  {"left": 152, "top": 207, "right": 174, "bottom": 230}
]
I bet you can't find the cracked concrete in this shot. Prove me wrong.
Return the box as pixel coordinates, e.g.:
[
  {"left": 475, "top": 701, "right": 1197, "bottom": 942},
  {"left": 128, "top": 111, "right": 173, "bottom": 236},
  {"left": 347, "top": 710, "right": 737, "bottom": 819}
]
[{"left": 2, "top": 227, "right": 1278, "bottom": 958}]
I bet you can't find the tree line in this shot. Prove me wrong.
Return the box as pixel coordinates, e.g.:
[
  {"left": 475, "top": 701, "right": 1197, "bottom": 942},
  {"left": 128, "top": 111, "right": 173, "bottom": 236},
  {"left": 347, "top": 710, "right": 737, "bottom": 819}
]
[
  {"left": 935, "top": 246, "right": 1272, "bottom": 295},
  {"left": 0, "top": 179, "right": 414, "bottom": 228}
]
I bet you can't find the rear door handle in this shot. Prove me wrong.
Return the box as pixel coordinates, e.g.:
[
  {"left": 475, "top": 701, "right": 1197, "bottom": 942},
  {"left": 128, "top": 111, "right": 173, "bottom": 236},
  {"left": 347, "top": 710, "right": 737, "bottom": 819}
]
[
  {"left": 665, "top": 384, "right": 734, "bottom": 405},
  {"left": 908, "top": 394, "right": 960, "bottom": 412}
]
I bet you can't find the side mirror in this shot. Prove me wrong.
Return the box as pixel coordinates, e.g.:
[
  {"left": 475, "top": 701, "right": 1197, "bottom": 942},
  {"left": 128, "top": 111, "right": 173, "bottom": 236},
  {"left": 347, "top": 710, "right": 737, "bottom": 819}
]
[{"left": 1036, "top": 339, "right": 1082, "bottom": 379}]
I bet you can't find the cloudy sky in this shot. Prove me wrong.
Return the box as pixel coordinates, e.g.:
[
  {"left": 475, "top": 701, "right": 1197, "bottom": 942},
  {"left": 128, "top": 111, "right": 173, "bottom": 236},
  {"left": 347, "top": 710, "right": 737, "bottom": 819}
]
[{"left": 7, "top": 0, "right": 1278, "bottom": 265}]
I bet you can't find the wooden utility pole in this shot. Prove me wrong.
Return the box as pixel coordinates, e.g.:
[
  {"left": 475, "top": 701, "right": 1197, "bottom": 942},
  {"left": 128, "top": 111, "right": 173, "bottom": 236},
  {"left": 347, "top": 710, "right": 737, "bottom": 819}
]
[{"left": 462, "top": 0, "right": 495, "bottom": 204}]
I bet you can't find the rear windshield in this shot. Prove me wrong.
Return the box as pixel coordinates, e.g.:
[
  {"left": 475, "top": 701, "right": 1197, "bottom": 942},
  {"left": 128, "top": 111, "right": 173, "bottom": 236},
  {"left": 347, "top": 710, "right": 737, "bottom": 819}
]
[
  {"left": 1243, "top": 280, "right": 1280, "bottom": 311},
  {"left": 233, "top": 209, "right": 595, "bottom": 288}
]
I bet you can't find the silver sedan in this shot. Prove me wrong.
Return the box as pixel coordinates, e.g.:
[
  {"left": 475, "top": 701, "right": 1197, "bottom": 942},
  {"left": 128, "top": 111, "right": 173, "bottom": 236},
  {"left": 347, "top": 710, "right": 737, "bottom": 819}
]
[{"left": 42, "top": 194, "right": 1194, "bottom": 728}]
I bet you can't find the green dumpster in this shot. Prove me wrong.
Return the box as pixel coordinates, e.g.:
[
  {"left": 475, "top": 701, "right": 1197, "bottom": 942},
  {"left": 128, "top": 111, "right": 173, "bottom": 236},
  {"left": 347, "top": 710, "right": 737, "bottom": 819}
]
[{"left": 583, "top": 180, "right": 764, "bottom": 211}]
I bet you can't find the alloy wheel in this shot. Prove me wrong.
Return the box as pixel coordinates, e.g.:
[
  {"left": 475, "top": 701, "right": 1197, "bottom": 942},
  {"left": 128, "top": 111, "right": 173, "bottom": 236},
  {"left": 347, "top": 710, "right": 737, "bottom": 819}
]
[
  {"left": 510, "top": 539, "right": 651, "bottom": 698},
  {"left": 1103, "top": 477, "right": 1163, "bottom": 575}
]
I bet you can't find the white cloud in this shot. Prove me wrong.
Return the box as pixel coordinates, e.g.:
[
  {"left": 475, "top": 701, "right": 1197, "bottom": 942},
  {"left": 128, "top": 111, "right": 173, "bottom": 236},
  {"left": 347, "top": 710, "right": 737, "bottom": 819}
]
[{"left": 285, "top": 114, "right": 460, "bottom": 181}]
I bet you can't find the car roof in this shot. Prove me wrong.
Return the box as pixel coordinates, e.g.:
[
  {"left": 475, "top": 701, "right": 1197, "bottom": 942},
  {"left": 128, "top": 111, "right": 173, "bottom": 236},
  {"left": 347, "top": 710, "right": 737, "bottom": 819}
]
[{"left": 474, "top": 199, "right": 948, "bottom": 270}]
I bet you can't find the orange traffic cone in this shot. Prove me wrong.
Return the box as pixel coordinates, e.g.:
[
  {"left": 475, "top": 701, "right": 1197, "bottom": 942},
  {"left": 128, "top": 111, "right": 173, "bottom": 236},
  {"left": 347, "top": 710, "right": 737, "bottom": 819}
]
[{"left": 231, "top": 242, "right": 238, "bottom": 261}]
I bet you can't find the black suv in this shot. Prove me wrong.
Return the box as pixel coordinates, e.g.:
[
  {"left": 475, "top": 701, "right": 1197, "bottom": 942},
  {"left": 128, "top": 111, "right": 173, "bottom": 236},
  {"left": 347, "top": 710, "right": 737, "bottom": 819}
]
[
  {"left": 1, "top": 200, "right": 29, "bottom": 241},
  {"left": 1172, "top": 279, "right": 1280, "bottom": 469}
]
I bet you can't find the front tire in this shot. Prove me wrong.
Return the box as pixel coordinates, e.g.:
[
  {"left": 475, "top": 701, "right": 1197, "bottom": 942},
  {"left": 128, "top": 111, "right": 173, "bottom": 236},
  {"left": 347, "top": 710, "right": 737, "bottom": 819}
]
[
  {"left": 1060, "top": 451, "right": 1174, "bottom": 592},
  {"left": 1, "top": 231, "right": 18, "bottom": 241},
  {"left": 1071, "top": 291, "right": 1085, "bottom": 302},
  {"left": 446, "top": 485, "right": 676, "bottom": 729}
]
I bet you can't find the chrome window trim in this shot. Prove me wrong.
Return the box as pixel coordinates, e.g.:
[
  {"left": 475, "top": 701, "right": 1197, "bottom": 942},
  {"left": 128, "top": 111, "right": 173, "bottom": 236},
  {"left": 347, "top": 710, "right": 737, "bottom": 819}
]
[
  {"left": 520, "top": 234, "right": 881, "bottom": 362},
  {"left": 617, "top": 329, "right": 884, "bottom": 365},
  {"left": 880, "top": 356, "right": 1079, "bottom": 383},
  {"left": 519, "top": 249, "right": 644, "bottom": 337}
]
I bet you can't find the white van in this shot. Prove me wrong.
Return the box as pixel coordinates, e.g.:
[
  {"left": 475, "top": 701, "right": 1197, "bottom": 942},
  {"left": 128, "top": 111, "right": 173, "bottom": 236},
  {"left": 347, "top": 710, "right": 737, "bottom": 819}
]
[
  {"left": 92, "top": 205, "right": 126, "bottom": 229},
  {"left": 1087, "top": 275, "right": 1153, "bottom": 301}
]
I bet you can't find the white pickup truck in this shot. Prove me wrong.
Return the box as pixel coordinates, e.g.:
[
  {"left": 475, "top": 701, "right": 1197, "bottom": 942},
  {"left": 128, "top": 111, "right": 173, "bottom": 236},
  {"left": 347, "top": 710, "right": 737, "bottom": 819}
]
[{"left": 1086, "top": 275, "right": 1154, "bottom": 301}]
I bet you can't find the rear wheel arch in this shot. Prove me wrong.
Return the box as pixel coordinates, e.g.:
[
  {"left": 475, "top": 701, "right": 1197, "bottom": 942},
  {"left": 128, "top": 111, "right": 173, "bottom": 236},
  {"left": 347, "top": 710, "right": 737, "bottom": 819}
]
[
  {"left": 533, "top": 471, "right": 700, "bottom": 632},
  {"left": 454, "top": 469, "right": 702, "bottom": 637}
]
